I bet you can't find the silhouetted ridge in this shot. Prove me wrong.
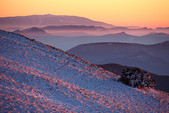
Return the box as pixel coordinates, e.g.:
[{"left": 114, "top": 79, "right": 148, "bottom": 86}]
[
  {"left": 67, "top": 41, "right": 169, "bottom": 75},
  {"left": 42, "top": 25, "right": 105, "bottom": 30},
  {"left": 102, "top": 32, "right": 134, "bottom": 37},
  {"left": 111, "top": 27, "right": 129, "bottom": 30},
  {"left": 23, "top": 27, "right": 46, "bottom": 32},
  {"left": 0, "top": 14, "right": 113, "bottom": 28},
  {"left": 156, "top": 27, "right": 169, "bottom": 30},
  {"left": 143, "top": 32, "right": 169, "bottom": 37}
]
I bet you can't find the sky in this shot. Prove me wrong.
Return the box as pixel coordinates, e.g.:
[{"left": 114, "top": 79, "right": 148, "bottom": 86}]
[{"left": 0, "top": 0, "right": 169, "bottom": 28}]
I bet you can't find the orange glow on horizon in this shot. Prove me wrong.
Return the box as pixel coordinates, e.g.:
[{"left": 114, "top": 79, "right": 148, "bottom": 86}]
[{"left": 0, "top": 0, "right": 169, "bottom": 28}]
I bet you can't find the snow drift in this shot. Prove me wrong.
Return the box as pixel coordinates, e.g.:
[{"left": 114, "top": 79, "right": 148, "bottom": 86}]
[{"left": 0, "top": 30, "right": 169, "bottom": 112}]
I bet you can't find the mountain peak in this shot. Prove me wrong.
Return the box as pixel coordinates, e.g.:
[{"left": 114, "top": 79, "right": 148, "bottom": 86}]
[
  {"left": 117, "top": 31, "right": 127, "bottom": 35},
  {"left": 13, "top": 27, "right": 48, "bottom": 36},
  {"left": 23, "top": 27, "right": 45, "bottom": 32},
  {"left": 44, "top": 14, "right": 53, "bottom": 16},
  {"left": 139, "top": 27, "right": 153, "bottom": 30},
  {"left": 102, "top": 32, "right": 133, "bottom": 37}
]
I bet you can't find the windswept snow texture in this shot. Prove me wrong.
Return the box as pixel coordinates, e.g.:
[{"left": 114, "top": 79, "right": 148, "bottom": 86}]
[{"left": 0, "top": 30, "right": 169, "bottom": 112}]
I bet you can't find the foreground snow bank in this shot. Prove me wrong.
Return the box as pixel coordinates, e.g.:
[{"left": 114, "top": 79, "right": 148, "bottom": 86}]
[{"left": 0, "top": 30, "right": 169, "bottom": 112}]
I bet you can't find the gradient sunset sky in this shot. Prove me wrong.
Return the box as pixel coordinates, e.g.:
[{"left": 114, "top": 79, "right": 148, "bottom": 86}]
[{"left": 0, "top": 0, "right": 169, "bottom": 28}]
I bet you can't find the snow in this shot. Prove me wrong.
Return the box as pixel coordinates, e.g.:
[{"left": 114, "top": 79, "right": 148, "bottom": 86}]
[{"left": 0, "top": 30, "right": 169, "bottom": 112}]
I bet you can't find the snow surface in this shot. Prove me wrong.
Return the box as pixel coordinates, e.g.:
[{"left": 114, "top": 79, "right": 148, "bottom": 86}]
[{"left": 0, "top": 30, "right": 169, "bottom": 112}]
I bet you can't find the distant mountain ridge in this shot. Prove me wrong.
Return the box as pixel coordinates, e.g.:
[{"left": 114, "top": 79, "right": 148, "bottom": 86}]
[
  {"left": 14, "top": 27, "right": 49, "bottom": 36},
  {"left": 0, "top": 14, "right": 113, "bottom": 29},
  {"left": 156, "top": 27, "right": 169, "bottom": 30},
  {"left": 24, "top": 31, "right": 169, "bottom": 51},
  {"left": 101, "top": 32, "right": 135, "bottom": 37},
  {"left": 67, "top": 42, "right": 169, "bottom": 75},
  {"left": 42, "top": 25, "right": 105, "bottom": 31},
  {"left": 143, "top": 32, "right": 169, "bottom": 37},
  {"left": 0, "top": 14, "right": 169, "bottom": 36}
]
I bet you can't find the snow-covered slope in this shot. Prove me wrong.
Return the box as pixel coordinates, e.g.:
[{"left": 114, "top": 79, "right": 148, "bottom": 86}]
[{"left": 0, "top": 30, "right": 169, "bottom": 112}]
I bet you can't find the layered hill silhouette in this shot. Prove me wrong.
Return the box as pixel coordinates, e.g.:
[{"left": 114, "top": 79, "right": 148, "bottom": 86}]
[
  {"left": 84, "top": 32, "right": 169, "bottom": 45},
  {"left": 23, "top": 32, "right": 169, "bottom": 51},
  {"left": 156, "top": 27, "right": 169, "bottom": 30},
  {"left": 1, "top": 14, "right": 169, "bottom": 36},
  {"left": 67, "top": 42, "right": 169, "bottom": 75},
  {"left": 42, "top": 25, "right": 105, "bottom": 31},
  {"left": 14, "top": 27, "right": 49, "bottom": 36},
  {"left": 97, "top": 63, "right": 169, "bottom": 93},
  {"left": 1, "top": 30, "right": 169, "bottom": 112}
]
